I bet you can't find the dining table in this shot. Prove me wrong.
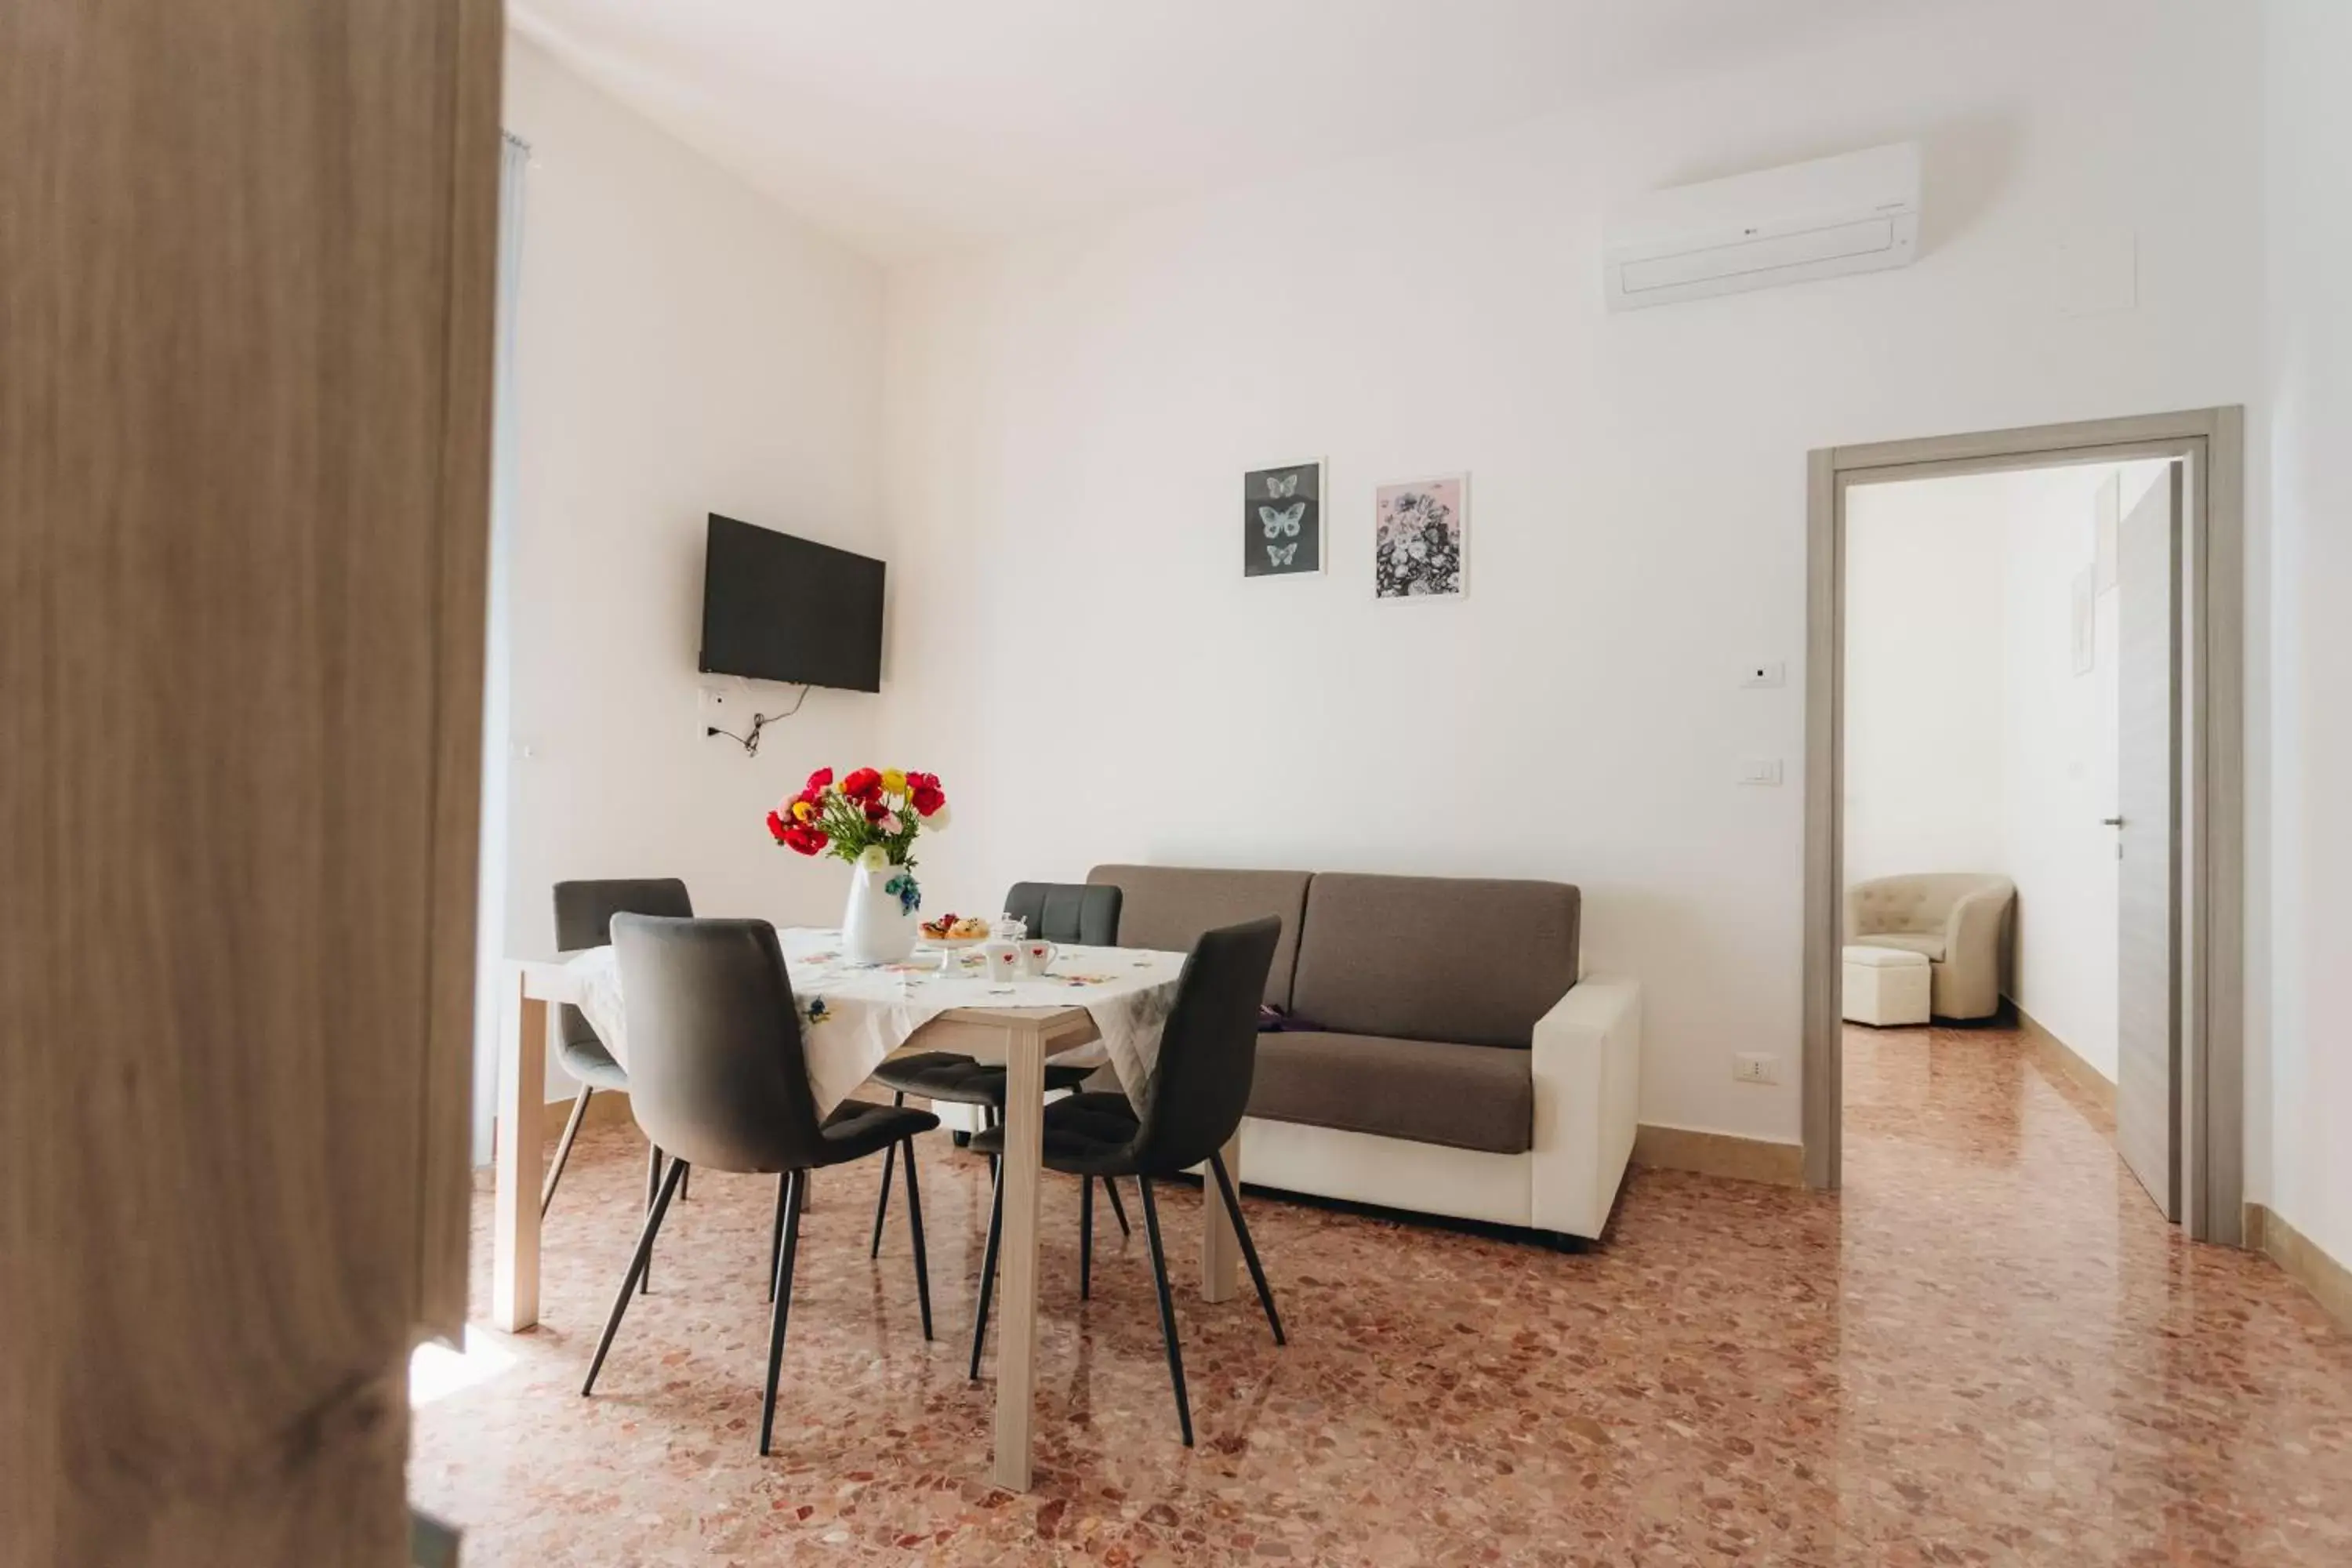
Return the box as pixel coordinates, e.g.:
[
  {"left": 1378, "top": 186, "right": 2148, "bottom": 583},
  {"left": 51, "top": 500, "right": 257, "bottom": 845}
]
[{"left": 489, "top": 930, "right": 1243, "bottom": 1492}]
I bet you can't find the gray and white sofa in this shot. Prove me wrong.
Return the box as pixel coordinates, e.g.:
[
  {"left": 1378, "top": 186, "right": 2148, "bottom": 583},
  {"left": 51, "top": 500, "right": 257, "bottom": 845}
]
[{"left": 1089, "top": 865, "right": 1642, "bottom": 1243}]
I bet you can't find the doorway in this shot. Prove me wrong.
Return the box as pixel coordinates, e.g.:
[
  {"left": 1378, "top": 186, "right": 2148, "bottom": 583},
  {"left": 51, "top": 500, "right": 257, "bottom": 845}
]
[{"left": 1802, "top": 409, "right": 2246, "bottom": 1246}]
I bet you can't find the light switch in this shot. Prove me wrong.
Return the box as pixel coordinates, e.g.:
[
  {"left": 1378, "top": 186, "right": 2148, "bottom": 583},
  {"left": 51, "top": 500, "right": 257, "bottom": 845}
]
[{"left": 1737, "top": 757, "right": 1784, "bottom": 786}]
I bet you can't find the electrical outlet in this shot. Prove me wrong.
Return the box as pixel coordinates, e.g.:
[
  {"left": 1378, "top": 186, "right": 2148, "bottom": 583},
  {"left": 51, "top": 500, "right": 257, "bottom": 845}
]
[
  {"left": 1734, "top": 1053, "right": 1780, "bottom": 1085},
  {"left": 1740, "top": 660, "right": 1785, "bottom": 688},
  {"left": 697, "top": 682, "right": 735, "bottom": 741}
]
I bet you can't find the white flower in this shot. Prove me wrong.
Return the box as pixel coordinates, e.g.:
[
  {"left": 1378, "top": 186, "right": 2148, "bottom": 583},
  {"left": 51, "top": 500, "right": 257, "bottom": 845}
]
[
  {"left": 925, "top": 802, "right": 952, "bottom": 833},
  {"left": 857, "top": 844, "right": 889, "bottom": 870}
]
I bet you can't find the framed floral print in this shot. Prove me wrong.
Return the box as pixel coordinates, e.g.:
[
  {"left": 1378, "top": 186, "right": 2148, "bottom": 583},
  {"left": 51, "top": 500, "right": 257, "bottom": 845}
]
[
  {"left": 1244, "top": 459, "right": 1323, "bottom": 578},
  {"left": 1374, "top": 474, "right": 1467, "bottom": 601}
]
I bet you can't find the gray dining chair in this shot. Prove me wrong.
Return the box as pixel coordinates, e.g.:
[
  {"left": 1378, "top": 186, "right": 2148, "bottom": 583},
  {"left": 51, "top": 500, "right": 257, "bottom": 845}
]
[
  {"left": 969, "top": 916, "right": 1284, "bottom": 1447},
  {"left": 549, "top": 880, "right": 695, "bottom": 1297},
  {"left": 586, "top": 915, "right": 940, "bottom": 1456},
  {"left": 866, "top": 880, "right": 1129, "bottom": 1258},
  {"left": 1002, "top": 880, "right": 1123, "bottom": 947}
]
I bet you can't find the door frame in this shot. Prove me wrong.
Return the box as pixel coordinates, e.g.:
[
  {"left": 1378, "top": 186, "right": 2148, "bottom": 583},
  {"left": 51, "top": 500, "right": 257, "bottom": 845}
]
[{"left": 1802, "top": 407, "right": 2245, "bottom": 1245}]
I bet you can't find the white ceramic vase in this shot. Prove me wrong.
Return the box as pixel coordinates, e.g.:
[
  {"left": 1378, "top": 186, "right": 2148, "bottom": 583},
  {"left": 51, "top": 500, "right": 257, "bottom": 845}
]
[{"left": 841, "top": 861, "right": 920, "bottom": 965}]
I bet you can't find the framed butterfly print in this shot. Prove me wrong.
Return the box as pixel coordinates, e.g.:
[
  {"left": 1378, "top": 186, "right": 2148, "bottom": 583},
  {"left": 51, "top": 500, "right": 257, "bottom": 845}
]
[
  {"left": 1374, "top": 473, "right": 1467, "bottom": 601},
  {"left": 1243, "top": 459, "right": 1323, "bottom": 579}
]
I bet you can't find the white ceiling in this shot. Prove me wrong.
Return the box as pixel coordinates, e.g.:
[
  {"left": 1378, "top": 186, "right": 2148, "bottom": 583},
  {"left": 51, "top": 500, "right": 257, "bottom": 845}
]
[{"left": 512, "top": 0, "right": 1898, "bottom": 262}]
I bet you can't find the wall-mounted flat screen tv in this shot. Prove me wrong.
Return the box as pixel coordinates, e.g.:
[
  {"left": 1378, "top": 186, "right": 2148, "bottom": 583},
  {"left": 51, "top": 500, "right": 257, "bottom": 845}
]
[{"left": 698, "top": 514, "right": 885, "bottom": 692}]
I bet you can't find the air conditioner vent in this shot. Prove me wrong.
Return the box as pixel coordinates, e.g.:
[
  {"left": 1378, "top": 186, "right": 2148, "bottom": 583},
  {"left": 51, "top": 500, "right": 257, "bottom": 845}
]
[{"left": 1605, "top": 143, "right": 1922, "bottom": 311}]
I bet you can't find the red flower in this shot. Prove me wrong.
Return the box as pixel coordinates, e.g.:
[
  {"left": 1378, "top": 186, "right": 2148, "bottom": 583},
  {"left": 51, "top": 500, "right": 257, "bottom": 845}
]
[
  {"left": 841, "top": 767, "right": 883, "bottom": 800},
  {"left": 781, "top": 822, "right": 828, "bottom": 856},
  {"left": 911, "top": 784, "right": 946, "bottom": 817},
  {"left": 805, "top": 767, "right": 834, "bottom": 792},
  {"left": 863, "top": 798, "right": 891, "bottom": 823},
  {"left": 765, "top": 809, "right": 789, "bottom": 841}
]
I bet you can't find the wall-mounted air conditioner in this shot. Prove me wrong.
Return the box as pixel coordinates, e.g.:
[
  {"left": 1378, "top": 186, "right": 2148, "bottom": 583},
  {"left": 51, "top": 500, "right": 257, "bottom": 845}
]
[{"left": 1604, "top": 142, "right": 1921, "bottom": 311}]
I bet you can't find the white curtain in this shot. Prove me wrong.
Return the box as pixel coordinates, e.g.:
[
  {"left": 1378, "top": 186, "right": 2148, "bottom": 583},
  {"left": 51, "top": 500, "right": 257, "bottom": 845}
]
[{"left": 471, "top": 132, "right": 529, "bottom": 1163}]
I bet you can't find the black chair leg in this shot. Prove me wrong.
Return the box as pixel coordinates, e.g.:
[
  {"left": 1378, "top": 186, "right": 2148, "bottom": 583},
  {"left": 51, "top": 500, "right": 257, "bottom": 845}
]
[
  {"left": 967, "top": 1157, "right": 1005, "bottom": 1381},
  {"left": 680, "top": 1164, "right": 690, "bottom": 1201},
  {"left": 582, "top": 1156, "right": 688, "bottom": 1398},
  {"left": 869, "top": 1091, "right": 903, "bottom": 1260},
  {"left": 901, "top": 1137, "right": 932, "bottom": 1340},
  {"left": 767, "top": 1173, "right": 789, "bottom": 1302},
  {"left": 758, "top": 1169, "right": 804, "bottom": 1456},
  {"left": 540, "top": 1085, "right": 593, "bottom": 1217},
  {"left": 641, "top": 1142, "right": 662, "bottom": 1294},
  {"left": 1209, "top": 1152, "right": 1284, "bottom": 1345},
  {"left": 1080, "top": 1176, "right": 1094, "bottom": 1301},
  {"left": 870, "top": 1142, "right": 896, "bottom": 1259},
  {"left": 1137, "top": 1177, "right": 1193, "bottom": 1446},
  {"left": 1101, "top": 1174, "right": 1132, "bottom": 1238}
]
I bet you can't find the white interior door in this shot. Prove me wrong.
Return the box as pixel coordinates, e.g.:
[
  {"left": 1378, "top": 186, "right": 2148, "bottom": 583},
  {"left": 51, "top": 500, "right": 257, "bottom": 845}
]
[{"left": 2114, "top": 464, "right": 2181, "bottom": 1219}]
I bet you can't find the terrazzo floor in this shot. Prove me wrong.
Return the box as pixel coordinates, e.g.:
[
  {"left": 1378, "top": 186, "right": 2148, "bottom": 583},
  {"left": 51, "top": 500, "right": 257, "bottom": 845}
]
[{"left": 410, "top": 1025, "right": 2352, "bottom": 1565}]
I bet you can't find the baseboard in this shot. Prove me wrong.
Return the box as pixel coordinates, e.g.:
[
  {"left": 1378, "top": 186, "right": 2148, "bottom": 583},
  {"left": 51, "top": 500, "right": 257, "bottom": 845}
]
[
  {"left": 566, "top": 1085, "right": 639, "bottom": 1130},
  {"left": 488, "top": 1084, "right": 636, "bottom": 1165},
  {"left": 501, "top": 1098, "right": 1807, "bottom": 1196},
  {"left": 1632, "top": 1123, "right": 1804, "bottom": 1188},
  {"left": 2245, "top": 1203, "right": 2352, "bottom": 1337},
  {"left": 2010, "top": 1003, "right": 2117, "bottom": 1116}
]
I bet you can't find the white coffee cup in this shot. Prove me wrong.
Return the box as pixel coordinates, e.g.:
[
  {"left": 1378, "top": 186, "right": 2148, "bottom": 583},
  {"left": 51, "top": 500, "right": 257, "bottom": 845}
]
[
  {"left": 1017, "top": 939, "right": 1059, "bottom": 978},
  {"left": 982, "top": 940, "right": 1022, "bottom": 981}
]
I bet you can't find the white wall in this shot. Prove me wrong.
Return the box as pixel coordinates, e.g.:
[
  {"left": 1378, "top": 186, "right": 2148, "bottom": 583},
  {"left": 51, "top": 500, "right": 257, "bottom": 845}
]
[
  {"left": 880, "top": 0, "right": 2262, "bottom": 1147},
  {"left": 2256, "top": 0, "right": 2352, "bottom": 1266},
  {"left": 1842, "top": 463, "right": 2162, "bottom": 1082},
  {"left": 492, "top": 38, "right": 888, "bottom": 1116},
  {"left": 1843, "top": 480, "right": 2006, "bottom": 886}
]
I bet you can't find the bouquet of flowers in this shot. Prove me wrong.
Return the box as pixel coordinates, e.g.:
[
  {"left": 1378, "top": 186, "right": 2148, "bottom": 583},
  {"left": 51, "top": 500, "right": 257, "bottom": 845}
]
[{"left": 768, "top": 768, "right": 949, "bottom": 912}]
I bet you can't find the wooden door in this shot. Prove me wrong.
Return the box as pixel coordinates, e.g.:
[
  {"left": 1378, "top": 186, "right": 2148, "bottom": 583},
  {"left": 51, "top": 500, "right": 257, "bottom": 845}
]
[
  {"left": 1, "top": 2, "right": 502, "bottom": 1563},
  {"left": 2114, "top": 465, "right": 2182, "bottom": 1219}
]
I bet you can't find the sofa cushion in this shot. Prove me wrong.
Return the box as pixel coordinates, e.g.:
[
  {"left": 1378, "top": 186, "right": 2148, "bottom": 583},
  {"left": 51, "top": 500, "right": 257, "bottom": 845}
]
[
  {"left": 1087, "top": 864, "right": 1311, "bottom": 1009},
  {"left": 1289, "top": 873, "right": 1579, "bottom": 1048},
  {"left": 1247, "top": 1032, "right": 1534, "bottom": 1155},
  {"left": 1855, "top": 933, "right": 1946, "bottom": 963}
]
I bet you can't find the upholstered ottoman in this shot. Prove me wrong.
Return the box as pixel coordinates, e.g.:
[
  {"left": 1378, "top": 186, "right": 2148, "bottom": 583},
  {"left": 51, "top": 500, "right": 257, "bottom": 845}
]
[{"left": 1842, "top": 944, "right": 1931, "bottom": 1026}]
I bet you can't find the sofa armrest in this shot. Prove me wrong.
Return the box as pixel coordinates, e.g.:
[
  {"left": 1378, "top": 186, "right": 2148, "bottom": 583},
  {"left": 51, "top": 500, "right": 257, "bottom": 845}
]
[
  {"left": 1937, "top": 886, "right": 2012, "bottom": 1018},
  {"left": 1529, "top": 975, "right": 1642, "bottom": 1240}
]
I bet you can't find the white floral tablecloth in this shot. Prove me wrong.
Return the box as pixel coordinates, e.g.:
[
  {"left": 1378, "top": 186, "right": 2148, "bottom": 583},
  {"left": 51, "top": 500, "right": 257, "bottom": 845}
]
[{"left": 562, "top": 928, "right": 1186, "bottom": 1117}]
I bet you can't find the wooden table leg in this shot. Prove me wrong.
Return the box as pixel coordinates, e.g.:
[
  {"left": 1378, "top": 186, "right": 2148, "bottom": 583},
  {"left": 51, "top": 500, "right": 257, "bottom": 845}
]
[
  {"left": 492, "top": 967, "right": 546, "bottom": 1332},
  {"left": 1200, "top": 1131, "right": 1241, "bottom": 1304},
  {"left": 990, "top": 1022, "right": 1045, "bottom": 1492}
]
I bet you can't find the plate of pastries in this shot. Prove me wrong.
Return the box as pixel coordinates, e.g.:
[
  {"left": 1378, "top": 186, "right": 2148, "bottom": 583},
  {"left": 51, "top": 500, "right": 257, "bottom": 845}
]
[{"left": 918, "top": 913, "right": 993, "bottom": 947}]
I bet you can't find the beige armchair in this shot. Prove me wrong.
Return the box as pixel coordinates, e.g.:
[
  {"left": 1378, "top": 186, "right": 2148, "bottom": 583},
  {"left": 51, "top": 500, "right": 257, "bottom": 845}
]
[{"left": 1846, "top": 873, "right": 2016, "bottom": 1021}]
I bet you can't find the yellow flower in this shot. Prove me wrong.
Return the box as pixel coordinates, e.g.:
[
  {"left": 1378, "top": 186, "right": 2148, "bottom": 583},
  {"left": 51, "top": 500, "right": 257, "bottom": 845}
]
[
  {"left": 791, "top": 800, "right": 815, "bottom": 822},
  {"left": 880, "top": 768, "right": 909, "bottom": 796}
]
